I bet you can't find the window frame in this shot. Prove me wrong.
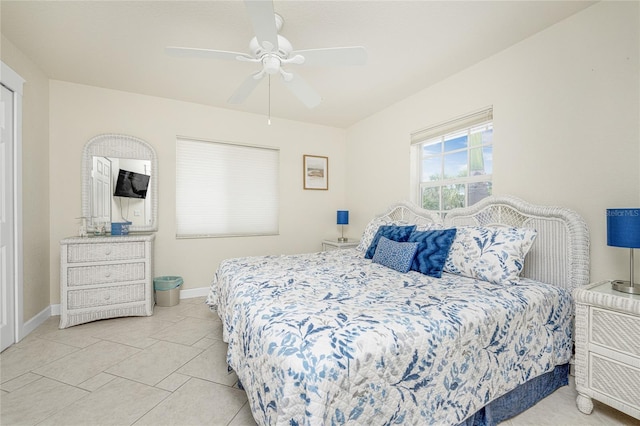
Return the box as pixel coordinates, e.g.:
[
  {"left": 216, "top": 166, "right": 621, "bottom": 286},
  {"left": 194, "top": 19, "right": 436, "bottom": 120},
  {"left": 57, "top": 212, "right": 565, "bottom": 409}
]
[{"left": 411, "top": 108, "right": 493, "bottom": 215}]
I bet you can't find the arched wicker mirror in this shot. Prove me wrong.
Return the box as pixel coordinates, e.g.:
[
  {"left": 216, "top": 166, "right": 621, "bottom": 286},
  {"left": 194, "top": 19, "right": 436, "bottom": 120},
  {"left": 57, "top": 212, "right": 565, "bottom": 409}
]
[{"left": 82, "top": 134, "right": 158, "bottom": 233}]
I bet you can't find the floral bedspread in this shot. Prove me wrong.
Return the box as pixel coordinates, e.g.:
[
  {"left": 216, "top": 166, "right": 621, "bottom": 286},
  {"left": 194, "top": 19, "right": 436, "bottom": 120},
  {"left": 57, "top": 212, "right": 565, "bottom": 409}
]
[{"left": 206, "top": 249, "right": 573, "bottom": 426}]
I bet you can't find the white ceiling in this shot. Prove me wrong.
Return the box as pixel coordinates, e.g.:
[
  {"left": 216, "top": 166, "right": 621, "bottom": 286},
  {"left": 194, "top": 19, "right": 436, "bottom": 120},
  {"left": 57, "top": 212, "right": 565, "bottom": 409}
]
[{"left": 1, "top": 0, "right": 595, "bottom": 128}]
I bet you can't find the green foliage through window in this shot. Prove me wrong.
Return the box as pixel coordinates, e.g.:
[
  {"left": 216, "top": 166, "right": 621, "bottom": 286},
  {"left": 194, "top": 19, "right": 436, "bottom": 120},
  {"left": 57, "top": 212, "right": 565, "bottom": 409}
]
[{"left": 415, "top": 120, "right": 493, "bottom": 215}]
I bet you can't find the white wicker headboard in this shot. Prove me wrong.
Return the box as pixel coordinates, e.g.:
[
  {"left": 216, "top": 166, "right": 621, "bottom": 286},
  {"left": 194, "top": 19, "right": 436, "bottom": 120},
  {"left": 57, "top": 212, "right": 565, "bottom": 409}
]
[
  {"left": 377, "top": 201, "right": 443, "bottom": 227},
  {"left": 444, "top": 195, "right": 590, "bottom": 291},
  {"left": 376, "top": 196, "right": 590, "bottom": 291}
]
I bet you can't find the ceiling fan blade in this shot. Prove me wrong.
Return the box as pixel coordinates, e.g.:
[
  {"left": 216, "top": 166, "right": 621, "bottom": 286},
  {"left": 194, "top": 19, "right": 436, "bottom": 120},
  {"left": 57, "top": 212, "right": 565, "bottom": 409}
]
[
  {"left": 291, "top": 46, "right": 368, "bottom": 67},
  {"left": 165, "top": 46, "right": 252, "bottom": 61},
  {"left": 282, "top": 73, "right": 321, "bottom": 109},
  {"left": 244, "top": 1, "right": 279, "bottom": 52},
  {"left": 228, "top": 72, "right": 264, "bottom": 104}
]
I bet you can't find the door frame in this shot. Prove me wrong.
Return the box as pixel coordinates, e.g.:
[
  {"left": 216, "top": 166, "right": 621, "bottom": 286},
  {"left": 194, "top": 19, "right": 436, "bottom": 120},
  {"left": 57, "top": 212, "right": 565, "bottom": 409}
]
[{"left": 1, "top": 61, "right": 25, "bottom": 347}]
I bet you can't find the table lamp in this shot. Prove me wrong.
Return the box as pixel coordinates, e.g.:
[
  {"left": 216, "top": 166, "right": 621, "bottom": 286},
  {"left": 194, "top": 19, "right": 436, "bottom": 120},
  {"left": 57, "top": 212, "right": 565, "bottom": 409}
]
[
  {"left": 607, "top": 208, "right": 640, "bottom": 295},
  {"left": 337, "top": 210, "right": 349, "bottom": 242}
]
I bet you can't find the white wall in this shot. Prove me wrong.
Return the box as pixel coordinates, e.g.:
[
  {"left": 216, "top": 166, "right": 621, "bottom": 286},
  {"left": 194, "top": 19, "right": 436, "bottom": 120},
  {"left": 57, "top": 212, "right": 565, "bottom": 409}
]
[
  {"left": 49, "top": 81, "right": 347, "bottom": 303},
  {"left": 346, "top": 1, "right": 639, "bottom": 283},
  {"left": 0, "top": 35, "right": 51, "bottom": 321}
]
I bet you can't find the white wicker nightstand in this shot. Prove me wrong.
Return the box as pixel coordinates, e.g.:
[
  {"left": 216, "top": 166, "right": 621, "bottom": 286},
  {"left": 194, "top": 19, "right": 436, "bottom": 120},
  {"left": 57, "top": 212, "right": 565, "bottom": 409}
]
[
  {"left": 573, "top": 280, "right": 640, "bottom": 420},
  {"left": 321, "top": 239, "right": 360, "bottom": 251},
  {"left": 59, "top": 234, "right": 155, "bottom": 328}
]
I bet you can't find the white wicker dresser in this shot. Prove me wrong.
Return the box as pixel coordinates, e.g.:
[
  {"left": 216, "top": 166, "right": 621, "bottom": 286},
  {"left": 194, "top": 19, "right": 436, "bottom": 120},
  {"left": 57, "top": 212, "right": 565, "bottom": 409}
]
[
  {"left": 574, "top": 281, "right": 640, "bottom": 420},
  {"left": 59, "top": 234, "right": 155, "bottom": 329}
]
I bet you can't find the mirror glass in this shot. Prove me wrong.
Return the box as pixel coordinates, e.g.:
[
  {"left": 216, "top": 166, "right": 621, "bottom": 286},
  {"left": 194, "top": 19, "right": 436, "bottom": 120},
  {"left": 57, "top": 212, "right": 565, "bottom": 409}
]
[{"left": 82, "top": 134, "right": 158, "bottom": 233}]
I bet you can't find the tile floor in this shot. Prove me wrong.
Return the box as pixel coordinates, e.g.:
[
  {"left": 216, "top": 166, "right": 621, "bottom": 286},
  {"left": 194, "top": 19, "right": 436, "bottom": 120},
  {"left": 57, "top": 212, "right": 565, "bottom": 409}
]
[{"left": 1, "top": 297, "right": 638, "bottom": 426}]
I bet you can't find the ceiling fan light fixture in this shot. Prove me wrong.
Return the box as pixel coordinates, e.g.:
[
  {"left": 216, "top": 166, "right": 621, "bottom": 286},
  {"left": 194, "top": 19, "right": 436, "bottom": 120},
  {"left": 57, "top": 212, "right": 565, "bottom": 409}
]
[
  {"left": 280, "top": 69, "right": 293, "bottom": 82},
  {"left": 282, "top": 54, "right": 305, "bottom": 65},
  {"left": 263, "top": 56, "right": 281, "bottom": 74}
]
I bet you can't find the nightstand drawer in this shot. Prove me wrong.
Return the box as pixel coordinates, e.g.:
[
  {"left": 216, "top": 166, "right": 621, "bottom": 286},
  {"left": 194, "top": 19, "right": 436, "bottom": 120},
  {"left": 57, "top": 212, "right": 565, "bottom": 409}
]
[
  {"left": 66, "top": 241, "right": 146, "bottom": 263},
  {"left": 590, "top": 353, "right": 640, "bottom": 408},
  {"left": 591, "top": 307, "right": 640, "bottom": 355},
  {"left": 67, "top": 262, "right": 146, "bottom": 286},
  {"left": 68, "top": 283, "right": 146, "bottom": 308}
]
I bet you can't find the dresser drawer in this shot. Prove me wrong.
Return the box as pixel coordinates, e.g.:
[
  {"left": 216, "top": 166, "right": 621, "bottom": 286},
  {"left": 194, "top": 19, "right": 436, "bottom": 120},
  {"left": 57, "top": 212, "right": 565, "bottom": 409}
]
[
  {"left": 66, "top": 241, "right": 146, "bottom": 263},
  {"left": 67, "top": 283, "right": 146, "bottom": 309},
  {"left": 590, "top": 353, "right": 640, "bottom": 409},
  {"left": 67, "top": 262, "right": 146, "bottom": 286},
  {"left": 590, "top": 307, "right": 640, "bottom": 355},
  {"left": 59, "top": 234, "right": 154, "bottom": 328}
]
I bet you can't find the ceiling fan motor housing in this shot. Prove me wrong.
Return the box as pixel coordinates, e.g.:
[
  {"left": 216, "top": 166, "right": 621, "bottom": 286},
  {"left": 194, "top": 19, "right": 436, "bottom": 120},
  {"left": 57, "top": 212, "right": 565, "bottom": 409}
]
[{"left": 249, "top": 34, "right": 293, "bottom": 59}]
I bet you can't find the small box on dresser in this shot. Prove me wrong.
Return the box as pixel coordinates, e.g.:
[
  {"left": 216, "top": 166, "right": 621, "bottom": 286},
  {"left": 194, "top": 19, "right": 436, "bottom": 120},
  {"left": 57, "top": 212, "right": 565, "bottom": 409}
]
[
  {"left": 59, "top": 233, "right": 155, "bottom": 328},
  {"left": 573, "top": 280, "right": 640, "bottom": 420}
]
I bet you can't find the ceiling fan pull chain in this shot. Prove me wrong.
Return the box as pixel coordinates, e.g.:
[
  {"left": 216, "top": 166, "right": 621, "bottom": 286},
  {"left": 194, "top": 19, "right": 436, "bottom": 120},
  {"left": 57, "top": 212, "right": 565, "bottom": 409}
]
[{"left": 268, "top": 75, "right": 272, "bottom": 126}]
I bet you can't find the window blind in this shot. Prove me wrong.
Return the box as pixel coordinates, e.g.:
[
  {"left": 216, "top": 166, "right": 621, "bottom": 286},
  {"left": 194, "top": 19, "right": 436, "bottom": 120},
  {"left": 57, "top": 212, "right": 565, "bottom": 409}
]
[
  {"left": 411, "top": 107, "right": 493, "bottom": 145},
  {"left": 176, "top": 137, "right": 279, "bottom": 238}
]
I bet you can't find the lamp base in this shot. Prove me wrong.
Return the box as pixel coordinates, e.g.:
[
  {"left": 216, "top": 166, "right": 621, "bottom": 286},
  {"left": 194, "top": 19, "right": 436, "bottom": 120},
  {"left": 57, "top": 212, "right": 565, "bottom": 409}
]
[
  {"left": 338, "top": 237, "right": 348, "bottom": 243},
  {"left": 611, "top": 280, "right": 640, "bottom": 295}
]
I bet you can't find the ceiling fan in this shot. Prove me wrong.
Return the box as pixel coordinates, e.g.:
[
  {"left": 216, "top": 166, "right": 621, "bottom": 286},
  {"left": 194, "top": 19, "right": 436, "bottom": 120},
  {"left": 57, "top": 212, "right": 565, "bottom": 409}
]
[{"left": 166, "top": 0, "right": 367, "bottom": 109}]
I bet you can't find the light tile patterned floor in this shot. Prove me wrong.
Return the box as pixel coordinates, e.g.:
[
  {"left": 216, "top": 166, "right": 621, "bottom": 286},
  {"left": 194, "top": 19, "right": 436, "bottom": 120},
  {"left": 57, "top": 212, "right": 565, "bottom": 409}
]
[{"left": 1, "top": 297, "right": 638, "bottom": 426}]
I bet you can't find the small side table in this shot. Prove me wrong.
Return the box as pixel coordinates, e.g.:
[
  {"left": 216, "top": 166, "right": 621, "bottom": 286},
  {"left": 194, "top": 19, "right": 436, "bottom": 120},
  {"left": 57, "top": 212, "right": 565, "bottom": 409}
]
[
  {"left": 573, "top": 280, "right": 640, "bottom": 420},
  {"left": 322, "top": 239, "right": 360, "bottom": 251}
]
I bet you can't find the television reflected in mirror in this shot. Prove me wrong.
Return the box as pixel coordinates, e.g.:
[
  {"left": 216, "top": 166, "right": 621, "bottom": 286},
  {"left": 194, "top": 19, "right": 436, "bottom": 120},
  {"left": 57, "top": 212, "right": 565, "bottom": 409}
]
[
  {"left": 114, "top": 169, "right": 151, "bottom": 199},
  {"left": 91, "top": 157, "right": 152, "bottom": 228}
]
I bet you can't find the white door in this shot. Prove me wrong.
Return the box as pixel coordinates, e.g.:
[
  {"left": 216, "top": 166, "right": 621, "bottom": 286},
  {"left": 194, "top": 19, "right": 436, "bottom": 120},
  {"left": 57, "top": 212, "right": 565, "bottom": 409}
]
[
  {"left": 92, "top": 156, "right": 112, "bottom": 224},
  {"left": 1, "top": 83, "right": 15, "bottom": 352}
]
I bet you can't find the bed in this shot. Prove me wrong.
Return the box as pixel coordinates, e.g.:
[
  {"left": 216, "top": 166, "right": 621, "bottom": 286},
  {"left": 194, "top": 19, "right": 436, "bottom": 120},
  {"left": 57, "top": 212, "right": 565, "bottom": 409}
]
[{"left": 206, "top": 195, "right": 590, "bottom": 425}]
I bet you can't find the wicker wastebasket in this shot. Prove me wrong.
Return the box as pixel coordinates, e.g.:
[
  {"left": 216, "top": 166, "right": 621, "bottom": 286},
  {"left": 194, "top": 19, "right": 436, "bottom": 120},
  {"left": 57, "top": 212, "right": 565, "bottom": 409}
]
[{"left": 153, "top": 276, "right": 183, "bottom": 307}]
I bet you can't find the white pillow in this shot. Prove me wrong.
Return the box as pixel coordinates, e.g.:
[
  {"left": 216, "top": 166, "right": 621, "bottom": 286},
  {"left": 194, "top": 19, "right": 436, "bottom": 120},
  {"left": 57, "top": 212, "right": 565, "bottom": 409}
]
[
  {"left": 443, "top": 226, "right": 537, "bottom": 284},
  {"left": 356, "top": 217, "right": 391, "bottom": 252}
]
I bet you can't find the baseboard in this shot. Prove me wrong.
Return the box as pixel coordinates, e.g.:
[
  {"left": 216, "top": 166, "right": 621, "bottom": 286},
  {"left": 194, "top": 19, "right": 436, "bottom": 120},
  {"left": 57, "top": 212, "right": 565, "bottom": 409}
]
[
  {"left": 18, "top": 287, "right": 209, "bottom": 342},
  {"left": 21, "top": 304, "right": 54, "bottom": 340},
  {"left": 180, "top": 286, "right": 210, "bottom": 299}
]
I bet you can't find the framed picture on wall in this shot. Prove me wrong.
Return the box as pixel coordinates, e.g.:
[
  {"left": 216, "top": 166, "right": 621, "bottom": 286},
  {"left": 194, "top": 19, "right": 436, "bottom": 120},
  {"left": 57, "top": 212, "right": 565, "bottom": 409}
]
[{"left": 303, "top": 155, "right": 328, "bottom": 190}]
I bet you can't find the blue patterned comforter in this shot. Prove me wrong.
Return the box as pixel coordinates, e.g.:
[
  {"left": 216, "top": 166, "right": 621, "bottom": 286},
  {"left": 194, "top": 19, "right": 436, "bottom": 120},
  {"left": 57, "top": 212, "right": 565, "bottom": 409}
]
[{"left": 206, "top": 249, "right": 573, "bottom": 425}]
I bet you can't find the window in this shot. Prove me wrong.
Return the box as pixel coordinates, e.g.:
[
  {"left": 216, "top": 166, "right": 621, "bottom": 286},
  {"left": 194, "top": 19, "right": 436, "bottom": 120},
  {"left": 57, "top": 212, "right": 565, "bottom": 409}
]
[
  {"left": 176, "top": 137, "right": 279, "bottom": 238},
  {"left": 411, "top": 108, "right": 493, "bottom": 215}
]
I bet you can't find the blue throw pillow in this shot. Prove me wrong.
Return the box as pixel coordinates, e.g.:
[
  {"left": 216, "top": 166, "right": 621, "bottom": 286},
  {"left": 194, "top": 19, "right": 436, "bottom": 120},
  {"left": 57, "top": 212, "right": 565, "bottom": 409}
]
[
  {"left": 372, "top": 237, "right": 420, "bottom": 273},
  {"left": 408, "top": 228, "right": 457, "bottom": 278},
  {"left": 365, "top": 225, "right": 417, "bottom": 259}
]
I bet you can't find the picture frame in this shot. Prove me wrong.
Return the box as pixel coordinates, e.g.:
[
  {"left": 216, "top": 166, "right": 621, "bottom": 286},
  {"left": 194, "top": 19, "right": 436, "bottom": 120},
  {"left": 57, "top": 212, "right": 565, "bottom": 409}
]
[{"left": 303, "top": 155, "right": 328, "bottom": 190}]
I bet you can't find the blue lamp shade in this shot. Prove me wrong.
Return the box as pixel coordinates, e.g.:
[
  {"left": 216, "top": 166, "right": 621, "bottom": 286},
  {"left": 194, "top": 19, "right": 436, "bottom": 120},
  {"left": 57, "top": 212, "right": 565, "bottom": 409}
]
[
  {"left": 607, "top": 208, "right": 640, "bottom": 248},
  {"left": 337, "top": 210, "right": 349, "bottom": 225}
]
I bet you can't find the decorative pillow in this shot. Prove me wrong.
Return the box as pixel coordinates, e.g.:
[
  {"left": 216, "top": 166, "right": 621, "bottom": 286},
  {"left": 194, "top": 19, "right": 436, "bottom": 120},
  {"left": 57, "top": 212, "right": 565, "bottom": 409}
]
[
  {"left": 443, "top": 226, "right": 537, "bottom": 284},
  {"left": 408, "top": 228, "right": 457, "bottom": 278},
  {"left": 365, "top": 225, "right": 417, "bottom": 259},
  {"left": 357, "top": 218, "right": 441, "bottom": 252},
  {"left": 415, "top": 222, "right": 443, "bottom": 232},
  {"left": 357, "top": 217, "right": 391, "bottom": 252},
  {"left": 372, "top": 237, "right": 420, "bottom": 273}
]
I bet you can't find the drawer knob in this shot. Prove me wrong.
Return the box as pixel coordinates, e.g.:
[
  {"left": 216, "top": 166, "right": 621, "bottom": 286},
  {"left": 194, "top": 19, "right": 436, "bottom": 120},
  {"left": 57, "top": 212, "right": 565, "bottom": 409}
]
[
  {"left": 105, "top": 250, "right": 112, "bottom": 256},
  {"left": 105, "top": 271, "right": 112, "bottom": 278},
  {"left": 104, "top": 294, "right": 110, "bottom": 300}
]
